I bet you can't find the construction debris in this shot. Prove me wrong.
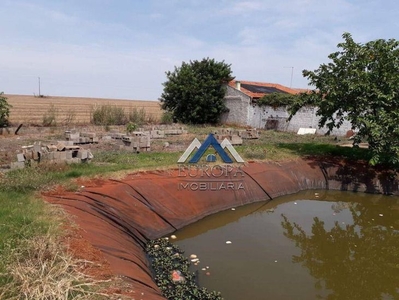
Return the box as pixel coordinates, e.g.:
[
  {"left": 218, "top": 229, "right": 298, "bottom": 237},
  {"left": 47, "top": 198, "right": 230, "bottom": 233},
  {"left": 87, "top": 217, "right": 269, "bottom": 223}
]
[
  {"left": 10, "top": 141, "right": 93, "bottom": 169},
  {"left": 121, "top": 132, "right": 151, "bottom": 152},
  {"left": 65, "top": 130, "right": 99, "bottom": 144},
  {"left": 213, "top": 128, "right": 259, "bottom": 145}
]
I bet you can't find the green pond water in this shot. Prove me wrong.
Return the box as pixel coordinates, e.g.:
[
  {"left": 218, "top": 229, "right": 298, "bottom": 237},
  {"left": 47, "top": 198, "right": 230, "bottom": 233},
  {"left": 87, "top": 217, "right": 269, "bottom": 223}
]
[{"left": 172, "top": 190, "right": 399, "bottom": 300}]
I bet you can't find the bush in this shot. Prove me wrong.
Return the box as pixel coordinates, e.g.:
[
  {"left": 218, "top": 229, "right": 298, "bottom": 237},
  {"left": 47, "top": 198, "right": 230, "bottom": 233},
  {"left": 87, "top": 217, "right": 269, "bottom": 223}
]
[
  {"left": 160, "top": 111, "right": 174, "bottom": 124},
  {"left": 126, "top": 122, "right": 137, "bottom": 134},
  {"left": 128, "top": 107, "right": 146, "bottom": 125},
  {"left": 0, "top": 92, "right": 12, "bottom": 127},
  {"left": 42, "top": 104, "right": 58, "bottom": 127},
  {"left": 91, "top": 104, "right": 127, "bottom": 125}
]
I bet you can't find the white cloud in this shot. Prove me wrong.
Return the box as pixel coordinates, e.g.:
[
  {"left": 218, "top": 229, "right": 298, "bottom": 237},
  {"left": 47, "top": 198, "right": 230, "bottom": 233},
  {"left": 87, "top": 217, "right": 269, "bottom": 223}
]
[{"left": 1, "top": 0, "right": 399, "bottom": 100}]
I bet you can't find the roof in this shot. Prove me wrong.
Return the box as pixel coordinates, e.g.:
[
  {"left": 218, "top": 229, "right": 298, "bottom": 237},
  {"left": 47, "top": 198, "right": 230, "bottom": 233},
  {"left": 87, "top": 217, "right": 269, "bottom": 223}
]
[{"left": 228, "top": 80, "right": 303, "bottom": 99}]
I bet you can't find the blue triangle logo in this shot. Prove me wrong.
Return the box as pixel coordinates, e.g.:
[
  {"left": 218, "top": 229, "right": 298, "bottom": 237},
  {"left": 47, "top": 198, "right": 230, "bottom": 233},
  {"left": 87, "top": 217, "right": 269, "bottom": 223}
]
[{"left": 189, "top": 134, "right": 233, "bottom": 163}]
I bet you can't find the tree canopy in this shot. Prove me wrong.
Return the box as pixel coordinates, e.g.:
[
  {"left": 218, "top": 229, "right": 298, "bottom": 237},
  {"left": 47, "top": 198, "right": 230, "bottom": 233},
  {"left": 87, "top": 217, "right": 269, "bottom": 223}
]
[
  {"left": 0, "top": 92, "right": 11, "bottom": 127},
  {"left": 289, "top": 33, "right": 399, "bottom": 165},
  {"left": 159, "top": 58, "right": 233, "bottom": 124}
]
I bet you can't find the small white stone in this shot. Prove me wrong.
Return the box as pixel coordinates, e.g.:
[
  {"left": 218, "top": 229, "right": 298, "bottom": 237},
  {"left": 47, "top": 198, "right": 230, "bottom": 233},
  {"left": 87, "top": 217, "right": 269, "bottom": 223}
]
[
  {"left": 274, "top": 260, "right": 278, "bottom": 263},
  {"left": 379, "top": 214, "right": 383, "bottom": 217},
  {"left": 294, "top": 202, "right": 297, "bottom": 205},
  {"left": 171, "top": 235, "right": 177, "bottom": 239},
  {"left": 226, "top": 241, "right": 232, "bottom": 244},
  {"left": 231, "top": 208, "right": 236, "bottom": 211},
  {"left": 190, "top": 254, "right": 197, "bottom": 259}
]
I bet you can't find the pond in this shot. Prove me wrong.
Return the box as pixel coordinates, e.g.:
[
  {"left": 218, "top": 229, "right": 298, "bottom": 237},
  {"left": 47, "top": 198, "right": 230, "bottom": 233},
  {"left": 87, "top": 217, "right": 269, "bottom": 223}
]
[{"left": 172, "top": 190, "right": 399, "bottom": 300}]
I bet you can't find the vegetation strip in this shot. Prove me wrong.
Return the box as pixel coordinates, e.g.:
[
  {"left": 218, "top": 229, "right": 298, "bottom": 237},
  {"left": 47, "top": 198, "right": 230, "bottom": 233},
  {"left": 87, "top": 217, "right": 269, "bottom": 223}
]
[{"left": 146, "top": 238, "right": 223, "bottom": 300}]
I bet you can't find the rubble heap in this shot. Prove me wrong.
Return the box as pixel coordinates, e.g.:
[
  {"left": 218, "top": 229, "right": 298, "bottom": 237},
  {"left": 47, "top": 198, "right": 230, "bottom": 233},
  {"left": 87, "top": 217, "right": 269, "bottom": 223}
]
[{"left": 11, "top": 141, "right": 93, "bottom": 169}]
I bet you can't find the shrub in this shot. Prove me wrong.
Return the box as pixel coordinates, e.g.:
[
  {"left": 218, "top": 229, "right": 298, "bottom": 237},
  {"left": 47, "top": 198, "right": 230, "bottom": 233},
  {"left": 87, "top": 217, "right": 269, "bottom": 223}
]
[
  {"left": 128, "top": 107, "right": 147, "bottom": 125},
  {"left": 126, "top": 122, "right": 137, "bottom": 134},
  {"left": 160, "top": 111, "right": 174, "bottom": 124},
  {"left": 92, "top": 104, "right": 127, "bottom": 125},
  {"left": 0, "top": 92, "right": 12, "bottom": 127},
  {"left": 42, "top": 104, "right": 58, "bottom": 127}
]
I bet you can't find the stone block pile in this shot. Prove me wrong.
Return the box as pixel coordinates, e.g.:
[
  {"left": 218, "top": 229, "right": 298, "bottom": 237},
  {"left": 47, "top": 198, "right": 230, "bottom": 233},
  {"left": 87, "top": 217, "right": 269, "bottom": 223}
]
[
  {"left": 121, "top": 132, "right": 151, "bottom": 152},
  {"left": 213, "top": 128, "right": 259, "bottom": 145},
  {"left": 238, "top": 128, "right": 259, "bottom": 139},
  {"left": 65, "top": 130, "right": 99, "bottom": 144},
  {"left": 11, "top": 141, "right": 93, "bottom": 169},
  {"left": 215, "top": 128, "right": 243, "bottom": 145}
]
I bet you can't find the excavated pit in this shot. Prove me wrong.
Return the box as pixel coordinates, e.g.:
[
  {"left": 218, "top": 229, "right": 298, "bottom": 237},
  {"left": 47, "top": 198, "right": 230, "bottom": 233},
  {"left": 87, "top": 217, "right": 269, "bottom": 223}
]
[{"left": 44, "top": 158, "right": 399, "bottom": 299}]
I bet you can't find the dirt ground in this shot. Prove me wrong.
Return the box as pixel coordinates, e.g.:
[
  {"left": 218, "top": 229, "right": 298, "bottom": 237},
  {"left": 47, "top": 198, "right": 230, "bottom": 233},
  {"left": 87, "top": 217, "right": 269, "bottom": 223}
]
[
  {"left": 0, "top": 125, "right": 193, "bottom": 299},
  {"left": 0, "top": 124, "right": 194, "bottom": 169}
]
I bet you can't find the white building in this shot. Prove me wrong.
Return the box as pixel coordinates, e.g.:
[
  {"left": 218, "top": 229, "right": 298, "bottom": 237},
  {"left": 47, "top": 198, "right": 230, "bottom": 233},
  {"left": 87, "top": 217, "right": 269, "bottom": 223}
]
[{"left": 221, "top": 80, "right": 352, "bottom": 136}]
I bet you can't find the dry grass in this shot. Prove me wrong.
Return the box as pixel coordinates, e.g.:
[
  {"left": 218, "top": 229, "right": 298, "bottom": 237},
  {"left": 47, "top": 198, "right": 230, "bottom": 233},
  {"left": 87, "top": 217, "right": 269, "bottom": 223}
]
[
  {"left": 6, "top": 94, "right": 162, "bottom": 125},
  {"left": 0, "top": 233, "right": 114, "bottom": 299}
]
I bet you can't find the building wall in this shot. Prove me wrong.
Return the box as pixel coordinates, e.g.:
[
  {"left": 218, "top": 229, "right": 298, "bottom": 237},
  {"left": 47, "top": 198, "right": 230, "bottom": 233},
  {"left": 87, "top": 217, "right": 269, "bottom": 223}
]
[
  {"left": 249, "top": 105, "right": 353, "bottom": 136},
  {"left": 221, "top": 86, "right": 251, "bottom": 125},
  {"left": 222, "top": 86, "right": 353, "bottom": 136}
]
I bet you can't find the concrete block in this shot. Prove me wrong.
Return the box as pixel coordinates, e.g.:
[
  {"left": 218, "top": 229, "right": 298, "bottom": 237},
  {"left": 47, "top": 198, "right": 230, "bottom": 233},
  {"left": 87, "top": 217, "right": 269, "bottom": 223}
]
[
  {"left": 47, "top": 145, "right": 57, "bottom": 152},
  {"left": 59, "top": 152, "right": 67, "bottom": 160},
  {"left": 72, "top": 157, "right": 81, "bottom": 164},
  {"left": 65, "top": 151, "right": 73, "bottom": 160},
  {"left": 77, "top": 150, "right": 88, "bottom": 159},
  {"left": 11, "top": 161, "right": 25, "bottom": 169},
  {"left": 81, "top": 132, "right": 96, "bottom": 138},
  {"left": 56, "top": 142, "right": 66, "bottom": 151},
  {"left": 33, "top": 143, "right": 41, "bottom": 153},
  {"left": 33, "top": 151, "right": 39, "bottom": 160},
  {"left": 25, "top": 151, "right": 33, "bottom": 160},
  {"left": 17, "top": 153, "right": 25, "bottom": 162}
]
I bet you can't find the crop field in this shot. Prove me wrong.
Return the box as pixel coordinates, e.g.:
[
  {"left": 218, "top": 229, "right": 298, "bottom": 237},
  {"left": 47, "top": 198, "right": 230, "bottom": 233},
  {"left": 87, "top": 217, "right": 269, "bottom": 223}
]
[{"left": 5, "top": 94, "right": 163, "bottom": 125}]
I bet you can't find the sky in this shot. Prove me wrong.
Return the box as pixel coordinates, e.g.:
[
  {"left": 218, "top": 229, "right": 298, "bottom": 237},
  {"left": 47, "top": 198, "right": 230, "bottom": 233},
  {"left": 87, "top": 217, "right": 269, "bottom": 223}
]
[{"left": 1, "top": 0, "right": 399, "bottom": 101}]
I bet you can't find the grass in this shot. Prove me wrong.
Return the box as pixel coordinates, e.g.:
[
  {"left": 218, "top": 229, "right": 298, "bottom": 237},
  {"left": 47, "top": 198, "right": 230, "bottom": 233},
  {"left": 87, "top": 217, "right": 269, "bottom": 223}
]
[
  {"left": 0, "top": 127, "right": 376, "bottom": 298},
  {"left": 0, "top": 193, "right": 111, "bottom": 299}
]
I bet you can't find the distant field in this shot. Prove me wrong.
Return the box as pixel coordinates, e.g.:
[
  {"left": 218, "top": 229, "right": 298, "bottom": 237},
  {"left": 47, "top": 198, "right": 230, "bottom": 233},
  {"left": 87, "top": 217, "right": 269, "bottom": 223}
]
[{"left": 5, "top": 94, "right": 163, "bottom": 125}]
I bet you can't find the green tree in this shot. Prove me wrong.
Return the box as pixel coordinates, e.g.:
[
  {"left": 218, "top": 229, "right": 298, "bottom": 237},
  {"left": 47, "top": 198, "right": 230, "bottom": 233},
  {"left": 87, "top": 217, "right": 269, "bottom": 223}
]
[
  {"left": 160, "top": 58, "right": 233, "bottom": 124},
  {"left": 289, "top": 33, "right": 399, "bottom": 165},
  {"left": 0, "top": 92, "right": 12, "bottom": 127}
]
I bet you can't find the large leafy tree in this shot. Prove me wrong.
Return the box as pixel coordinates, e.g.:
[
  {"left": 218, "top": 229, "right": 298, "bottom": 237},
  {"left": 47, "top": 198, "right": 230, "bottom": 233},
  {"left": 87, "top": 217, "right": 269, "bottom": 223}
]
[
  {"left": 0, "top": 92, "right": 11, "bottom": 127},
  {"left": 160, "top": 58, "right": 233, "bottom": 124},
  {"left": 290, "top": 33, "right": 399, "bottom": 165}
]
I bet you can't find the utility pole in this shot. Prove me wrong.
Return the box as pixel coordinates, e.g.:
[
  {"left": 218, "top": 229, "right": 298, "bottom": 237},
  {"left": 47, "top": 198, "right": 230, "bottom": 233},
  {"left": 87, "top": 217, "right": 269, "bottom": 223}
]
[
  {"left": 284, "top": 67, "right": 294, "bottom": 88},
  {"left": 38, "top": 77, "right": 41, "bottom": 96}
]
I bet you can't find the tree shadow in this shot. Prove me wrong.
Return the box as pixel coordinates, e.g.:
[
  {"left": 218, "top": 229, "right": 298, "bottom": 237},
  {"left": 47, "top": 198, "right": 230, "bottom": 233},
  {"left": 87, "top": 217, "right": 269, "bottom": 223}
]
[
  {"left": 278, "top": 143, "right": 398, "bottom": 195},
  {"left": 281, "top": 201, "right": 399, "bottom": 300}
]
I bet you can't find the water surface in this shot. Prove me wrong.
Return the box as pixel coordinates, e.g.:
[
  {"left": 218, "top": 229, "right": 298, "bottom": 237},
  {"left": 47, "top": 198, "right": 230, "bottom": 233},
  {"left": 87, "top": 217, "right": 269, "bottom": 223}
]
[{"left": 173, "top": 190, "right": 399, "bottom": 300}]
